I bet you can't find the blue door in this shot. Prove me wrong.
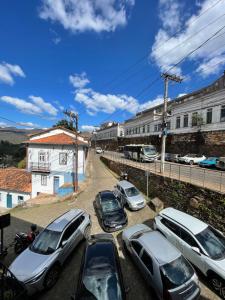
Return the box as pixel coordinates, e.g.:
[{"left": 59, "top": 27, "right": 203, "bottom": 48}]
[
  {"left": 7, "top": 194, "right": 12, "bottom": 208},
  {"left": 54, "top": 176, "right": 60, "bottom": 194}
]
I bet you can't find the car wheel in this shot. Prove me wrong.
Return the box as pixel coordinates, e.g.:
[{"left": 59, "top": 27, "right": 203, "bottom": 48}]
[
  {"left": 209, "top": 274, "right": 225, "bottom": 299},
  {"left": 44, "top": 265, "right": 61, "bottom": 290},
  {"left": 189, "top": 160, "right": 194, "bottom": 165},
  {"left": 84, "top": 225, "right": 91, "bottom": 239}
]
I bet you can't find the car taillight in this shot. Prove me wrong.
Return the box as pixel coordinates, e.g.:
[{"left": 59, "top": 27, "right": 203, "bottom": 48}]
[{"left": 163, "top": 289, "right": 172, "bottom": 300}]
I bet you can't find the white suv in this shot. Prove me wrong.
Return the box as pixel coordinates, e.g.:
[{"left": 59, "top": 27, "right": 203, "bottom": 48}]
[
  {"left": 154, "top": 207, "right": 225, "bottom": 299},
  {"left": 178, "top": 154, "right": 206, "bottom": 165}
]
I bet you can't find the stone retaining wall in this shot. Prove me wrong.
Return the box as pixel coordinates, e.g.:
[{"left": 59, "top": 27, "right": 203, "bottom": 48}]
[{"left": 101, "top": 156, "right": 225, "bottom": 233}]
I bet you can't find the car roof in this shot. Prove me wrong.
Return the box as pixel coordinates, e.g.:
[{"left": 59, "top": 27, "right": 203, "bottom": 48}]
[
  {"left": 47, "top": 209, "right": 83, "bottom": 232},
  {"left": 138, "top": 231, "right": 180, "bottom": 265},
  {"left": 159, "top": 207, "right": 207, "bottom": 235},
  {"left": 117, "top": 180, "right": 135, "bottom": 189},
  {"left": 100, "top": 190, "right": 116, "bottom": 199}
]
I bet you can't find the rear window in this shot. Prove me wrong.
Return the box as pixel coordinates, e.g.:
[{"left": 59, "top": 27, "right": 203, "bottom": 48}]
[
  {"left": 160, "top": 256, "right": 194, "bottom": 290},
  {"left": 78, "top": 242, "right": 123, "bottom": 300}
]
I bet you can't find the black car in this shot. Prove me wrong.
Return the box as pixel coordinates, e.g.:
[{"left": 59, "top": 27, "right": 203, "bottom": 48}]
[
  {"left": 0, "top": 262, "right": 27, "bottom": 300},
  {"left": 95, "top": 191, "right": 128, "bottom": 232},
  {"left": 73, "top": 234, "right": 126, "bottom": 300}
]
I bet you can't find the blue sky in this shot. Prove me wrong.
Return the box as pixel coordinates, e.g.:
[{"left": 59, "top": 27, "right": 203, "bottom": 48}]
[{"left": 0, "top": 0, "right": 225, "bottom": 131}]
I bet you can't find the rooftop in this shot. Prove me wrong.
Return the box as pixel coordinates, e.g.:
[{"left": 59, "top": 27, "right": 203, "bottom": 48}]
[
  {"left": 47, "top": 209, "right": 83, "bottom": 232},
  {"left": 160, "top": 207, "right": 207, "bottom": 235},
  {"left": 25, "top": 133, "right": 87, "bottom": 145},
  {"left": 139, "top": 231, "right": 180, "bottom": 265},
  {"left": 0, "top": 168, "right": 31, "bottom": 193}
]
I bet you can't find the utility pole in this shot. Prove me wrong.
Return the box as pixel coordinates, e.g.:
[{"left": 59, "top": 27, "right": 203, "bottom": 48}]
[
  {"left": 64, "top": 110, "right": 79, "bottom": 192},
  {"left": 160, "top": 73, "right": 182, "bottom": 174}
]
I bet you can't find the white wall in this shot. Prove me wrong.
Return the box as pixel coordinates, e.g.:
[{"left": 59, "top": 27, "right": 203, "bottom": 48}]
[{"left": 0, "top": 190, "right": 30, "bottom": 209}]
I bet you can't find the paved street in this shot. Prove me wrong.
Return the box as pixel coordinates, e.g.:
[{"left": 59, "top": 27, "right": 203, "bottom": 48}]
[{"left": 1, "top": 150, "right": 221, "bottom": 300}]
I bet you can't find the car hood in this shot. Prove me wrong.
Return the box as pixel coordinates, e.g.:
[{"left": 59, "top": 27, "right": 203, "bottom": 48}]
[
  {"left": 104, "top": 210, "right": 126, "bottom": 224},
  {"left": 200, "top": 160, "right": 215, "bottom": 164},
  {"left": 127, "top": 194, "right": 145, "bottom": 204},
  {"left": 9, "top": 247, "right": 56, "bottom": 282}
]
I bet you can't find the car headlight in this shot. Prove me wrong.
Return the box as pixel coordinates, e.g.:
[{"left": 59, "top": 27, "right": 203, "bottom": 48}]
[{"left": 24, "top": 268, "right": 47, "bottom": 284}]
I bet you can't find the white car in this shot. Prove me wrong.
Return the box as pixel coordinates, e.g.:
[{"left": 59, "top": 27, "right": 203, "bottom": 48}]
[
  {"left": 122, "top": 224, "right": 200, "bottom": 300},
  {"left": 96, "top": 147, "right": 103, "bottom": 154},
  {"left": 154, "top": 207, "right": 225, "bottom": 299},
  {"left": 178, "top": 154, "right": 206, "bottom": 165}
]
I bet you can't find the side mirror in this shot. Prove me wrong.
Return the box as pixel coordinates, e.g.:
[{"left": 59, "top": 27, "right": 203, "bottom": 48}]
[
  {"left": 191, "top": 246, "right": 201, "bottom": 255},
  {"left": 61, "top": 240, "right": 67, "bottom": 248}
]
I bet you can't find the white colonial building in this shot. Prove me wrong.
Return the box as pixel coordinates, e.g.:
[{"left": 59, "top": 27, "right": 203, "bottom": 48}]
[
  {"left": 0, "top": 168, "right": 31, "bottom": 208},
  {"left": 25, "top": 127, "right": 89, "bottom": 198},
  {"left": 94, "top": 122, "right": 124, "bottom": 141}
]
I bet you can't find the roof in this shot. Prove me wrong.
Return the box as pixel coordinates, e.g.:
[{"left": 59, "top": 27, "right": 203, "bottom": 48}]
[
  {"left": 118, "top": 180, "right": 134, "bottom": 189},
  {"left": 139, "top": 231, "right": 180, "bottom": 265},
  {"left": 28, "top": 126, "right": 83, "bottom": 138},
  {"left": 160, "top": 207, "right": 207, "bottom": 235},
  {"left": 0, "top": 168, "right": 31, "bottom": 193},
  {"left": 47, "top": 209, "right": 83, "bottom": 232},
  {"left": 24, "top": 133, "right": 87, "bottom": 145}
]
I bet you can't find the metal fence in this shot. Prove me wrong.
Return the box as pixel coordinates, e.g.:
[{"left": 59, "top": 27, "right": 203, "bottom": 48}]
[{"left": 103, "top": 151, "right": 225, "bottom": 193}]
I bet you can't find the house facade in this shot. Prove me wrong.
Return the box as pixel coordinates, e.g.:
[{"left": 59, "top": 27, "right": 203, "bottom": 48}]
[
  {"left": 25, "top": 127, "right": 89, "bottom": 198},
  {"left": 0, "top": 168, "right": 31, "bottom": 208}
]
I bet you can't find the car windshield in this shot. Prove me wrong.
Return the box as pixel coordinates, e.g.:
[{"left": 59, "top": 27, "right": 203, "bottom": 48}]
[
  {"left": 78, "top": 243, "right": 123, "bottom": 300},
  {"left": 101, "top": 199, "right": 121, "bottom": 213},
  {"left": 143, "top": 146, "right": 156, "bottom": 155},
  {"left": 125, "top": 187, "right": 139, "bottom": 197},
  {"left": 195, "top": 226, "right": 225, "bottom": 259},
  {"left": 160, "top": 256, "right": 194, "bottom": 290},
  {"left": 30, "top": 229, "right": 61, "bottom": 255},
  {"left": 206, "top": 157, "right": 216, "bottom": 161}
]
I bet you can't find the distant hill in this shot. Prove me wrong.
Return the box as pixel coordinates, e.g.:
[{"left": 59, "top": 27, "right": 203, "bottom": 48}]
[{"left": 0, "top": 127, "right": 43, "bottom": 144}]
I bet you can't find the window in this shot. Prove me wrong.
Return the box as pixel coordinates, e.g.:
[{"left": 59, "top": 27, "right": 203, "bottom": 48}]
[
  {"left": 157, "top": 124, "right": 161, "bottom": 131},
  {"left": 59, "top": 153, "right": 67, "bottom": 165},
  {"left": 135, "top": 128, "right": 138, "bottom": 134},
  {"left": 183, "top": 114, "right": 189, "bottom": 127},
  {"left": 221, "top": 105, "right": 225, "bottom": 122},
  {"left": 179, "top": 228, "right": 199, "bottom": 248},
  {"left": 192, "top": 112, "right": 198, "bottom": 126},
  {"left": 126, "top": 129, "right": 128, "bottom": 135},
  {"left": 147, "top": 125, "right": 150, "bottom": 133},
  {"left": 143, "top": 125, "right": 145, "bottom": 133},
  {"left": 167, "top": 121, "right": 171, "bottom": 130},
  {"left": 141, "top": 250, "right": 153, "bottom": 274},
  {"left": 138, "top": 127, "right": 140, "bottom": 134},
  {"left": 18, "top": 196, "right": 24, "bottom": 204},
  {"left": 131, "top": 241, "right": 142, "bottom": 256},
  {"left": 176, "top": 116, "right": 180, "bottom": 129},
  {"left": 39, "top": 151, "right": 46, "bottom": 162},
  {"left": 61, "top": 217, "right": 82, "bottom": 243},
  {"left": 161, "top": 218, "right": 180, "bottom": 236},
  {"left": 154, "top": 125, "right": 157, "bottom": 132},
  {"left": 41, "top": 175, "right": 47, "bottom": 186},
  {"left": 206, "top": 108, "right": 212, "bottom": 124}
]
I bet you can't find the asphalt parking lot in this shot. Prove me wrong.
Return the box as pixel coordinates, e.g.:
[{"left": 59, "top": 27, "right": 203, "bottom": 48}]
[{"left": 1, "top": 151, "right": 221, "bottom": 299}]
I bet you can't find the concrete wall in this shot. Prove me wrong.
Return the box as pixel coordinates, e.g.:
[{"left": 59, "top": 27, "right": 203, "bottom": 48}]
[
  {"left": 0, "top": 190, "right": 30, "bottom": 208},
  {"left": 101, "top": 156, "right": 225, "bottom": 233}
]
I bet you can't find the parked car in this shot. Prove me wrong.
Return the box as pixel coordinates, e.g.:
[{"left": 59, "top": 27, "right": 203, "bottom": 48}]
[
  {"left": 154, "top": 207, "right": 225, "bottom": 299},
  {"left": 178, "top": 154, "right": 206, "bottom": 165},
  {"left": 0, "top": 262, "right": 27, "bottom": 300},
  {"left": 72, "top": 233, "right": 126, "bottom": 300},
  {"left": 9, "top": 209, "right": 91, "bottom": 295},
  {"left": 122, "top": 224, "right": 200, "bottom": 300},
  {"left": 165, "top": 153, "right": 181, "bottom": 162},
  {"left": 199, "top": 157, "right": 219, "bottom": 168},
  {"left": 216, "top": 157, "right": 225, "bottom": 170},
  {"left": 114, "top": 180, "right": 146, "bottom": 210},
  {"left": 94, "top": 190, "right": 127, "bottom": 232},
  {"left": 96, "top": 147, "right": 103, "bottom": 154}
]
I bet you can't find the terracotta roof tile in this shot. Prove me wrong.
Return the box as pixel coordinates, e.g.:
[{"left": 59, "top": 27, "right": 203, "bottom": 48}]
[
  {"left": 24, "top": 133, "right": 87, "bottom": 145},
  {"left": 0, "top": 168, "right": 31, "bottom": 193}
]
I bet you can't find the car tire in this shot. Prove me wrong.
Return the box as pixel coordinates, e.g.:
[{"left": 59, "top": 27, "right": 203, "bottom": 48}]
[
  {"left": 84, "top": 225, "right": 91, "bottom": 240},
  {"left": 44, "top": 264, "right": 61, "bottom": 290},
  {"left": 189, "top": 160, "right": 194, "bottom": 165},
  {"left": 209, "top": 274, "right": 225, "bottom": 299}
]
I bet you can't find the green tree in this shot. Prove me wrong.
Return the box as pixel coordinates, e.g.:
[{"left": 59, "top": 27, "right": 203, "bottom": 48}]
[
  {"left": 53, "top": 119, "right": 75, "bottom": 131},
  {"left": 18, "top": 158, "right": 26, "bottom": 169}
]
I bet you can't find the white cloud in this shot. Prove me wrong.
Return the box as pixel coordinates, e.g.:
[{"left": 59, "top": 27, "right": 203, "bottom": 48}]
[
  {"left": 39, "top": 0, "right": 135, "bottom": 33},
  {"left": 0, "top": 62, "right": 25, "bottom": 85},
  {"left": 196, "top": 54, "right": 225, "bottom": 77},
  {"left": 138, "top": 95, "right": 164, "bottom": 111},
  {"left": 0, "top": 122, "right": 8, "bottom": 128},
  {"left": 177, "top": 93, "right": 187, "bottom": 98},
  {"left": 0, "top": 95, "right": 58, "bottom": 116},
  {"left": 69, "top": 72, "right": 90, "bottom": 89},
  {"left": 81, "top": 125, "right": 99, "bottom": 132},
  {"left": 29, "top": 95, "right": 58, "bottom": 116},
  {"left": 17, "top": 122, "right": 40, "bottom": 128},
  {"left": 151, "top": 0, "right": 225, "bottom": 77},
  {"left": 159, "top": 0, "right": 182, "bottom": 33}
]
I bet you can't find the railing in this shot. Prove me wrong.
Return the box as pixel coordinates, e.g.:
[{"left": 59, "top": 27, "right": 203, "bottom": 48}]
[
  {"left": 103, "top": 151, "right": 225, "bottom": 194},
  {"left": 30, "top": 162, "right": 51, "bottom": 172}
]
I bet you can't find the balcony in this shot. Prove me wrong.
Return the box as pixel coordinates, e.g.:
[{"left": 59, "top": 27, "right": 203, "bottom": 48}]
[{"left": 30, "top": 162, "right": 51, "bottom": 173}]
